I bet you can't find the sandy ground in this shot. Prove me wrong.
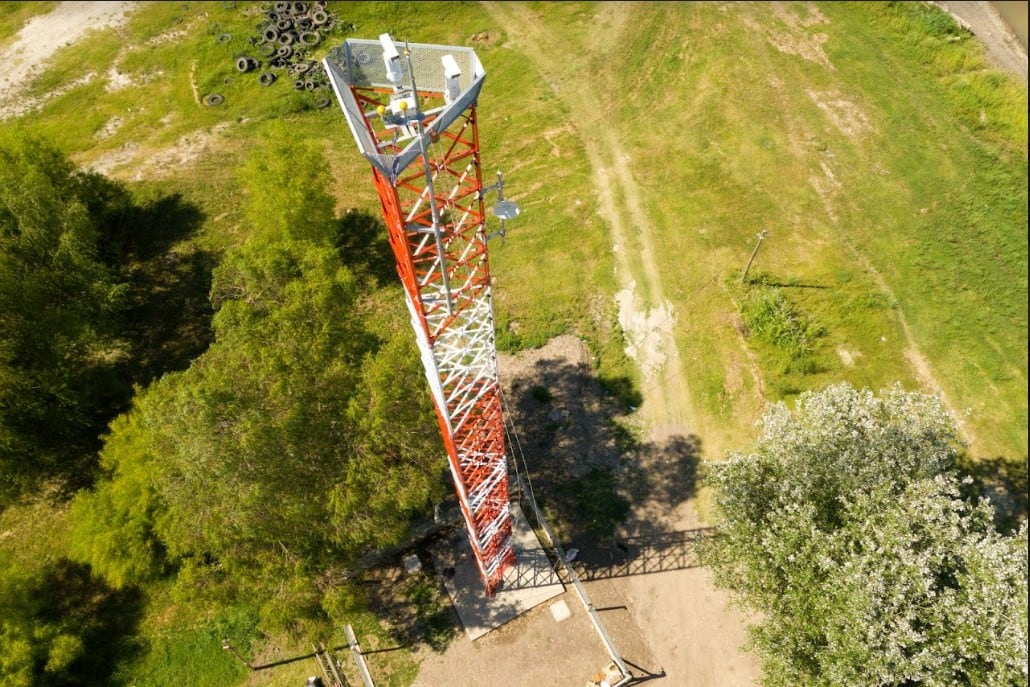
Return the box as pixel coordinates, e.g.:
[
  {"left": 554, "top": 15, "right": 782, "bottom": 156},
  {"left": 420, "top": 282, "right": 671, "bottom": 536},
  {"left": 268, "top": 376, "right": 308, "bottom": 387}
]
[
  {"left": 0, "top": 3, "right": 1025, "bottom": 687},
  {"left": 0, "top": 2, "right": 136, "bottom": 118}
]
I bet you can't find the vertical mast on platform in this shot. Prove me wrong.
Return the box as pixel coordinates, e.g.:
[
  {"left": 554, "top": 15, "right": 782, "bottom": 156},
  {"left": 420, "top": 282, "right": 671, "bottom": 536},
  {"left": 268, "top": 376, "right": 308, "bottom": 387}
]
[{"left": 323, "top": 35, "right": 517, "bottom": 594}]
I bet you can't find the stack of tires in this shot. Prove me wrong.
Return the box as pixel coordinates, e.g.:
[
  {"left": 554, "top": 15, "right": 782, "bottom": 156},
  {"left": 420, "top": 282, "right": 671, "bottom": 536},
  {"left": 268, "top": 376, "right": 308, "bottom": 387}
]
[
  {"left": 230, "top": 0, "right": 346, "bottom": 108},
  {"left": 253, "top": 0, "right": 333, "bottom": 70}
]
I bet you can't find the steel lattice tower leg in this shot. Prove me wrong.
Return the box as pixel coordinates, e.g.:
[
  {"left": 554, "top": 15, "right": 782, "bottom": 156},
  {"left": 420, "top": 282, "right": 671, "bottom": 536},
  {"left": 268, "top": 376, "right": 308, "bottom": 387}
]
[{"left": 324, "top": 36, "right": 515, "bottom": 594}]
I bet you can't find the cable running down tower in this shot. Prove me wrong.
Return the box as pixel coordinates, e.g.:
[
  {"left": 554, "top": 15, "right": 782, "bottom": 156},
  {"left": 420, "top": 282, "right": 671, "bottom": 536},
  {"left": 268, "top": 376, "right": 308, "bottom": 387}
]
[{"left": 323, "top": 34, "right": 519, "bottom": 594}]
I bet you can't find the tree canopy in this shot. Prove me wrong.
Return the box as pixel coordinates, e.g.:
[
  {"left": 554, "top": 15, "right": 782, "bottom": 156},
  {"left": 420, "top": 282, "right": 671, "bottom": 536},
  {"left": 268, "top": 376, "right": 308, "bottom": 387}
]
[
  {"left": 69, "top": 123, "right": 446, "bottom": 634},
  {"left": 702, "top": 383, "right": 1028, "bottom": 686},
  {"left": 0, "top": 134, "right": 128, "bottom": 496}
]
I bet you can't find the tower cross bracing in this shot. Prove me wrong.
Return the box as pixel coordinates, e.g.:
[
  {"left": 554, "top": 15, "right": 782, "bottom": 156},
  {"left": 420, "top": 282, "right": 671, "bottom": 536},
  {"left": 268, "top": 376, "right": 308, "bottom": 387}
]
[{"left": 324, "top": 36, "right": 515, "bottom": 594}]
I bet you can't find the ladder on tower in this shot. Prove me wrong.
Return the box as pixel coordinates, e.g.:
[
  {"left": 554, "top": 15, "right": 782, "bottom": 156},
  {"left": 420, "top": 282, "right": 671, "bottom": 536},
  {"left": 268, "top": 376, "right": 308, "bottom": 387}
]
[{"left": 323, "top": 33, "right": 520, "bottom": 595}]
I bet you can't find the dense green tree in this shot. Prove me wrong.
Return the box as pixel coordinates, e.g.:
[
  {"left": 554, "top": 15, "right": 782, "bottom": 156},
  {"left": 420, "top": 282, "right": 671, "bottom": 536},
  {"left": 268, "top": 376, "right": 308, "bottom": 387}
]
[
  {"left": 332, "top": 327, "right": 448, "bottom": 555},
  {"left": 67, "top": 405, "right": 167, "bottom": 588},
  {"left": 702, "top": 383, "right": 1028, "bottom": 686},
  {"left": 237, "top": 120, "right": 337, "bottom": 244},
  {"left": 154, "top": 237, "right": 366, "bottom": 563},
  {"left": 70, "top": 123, "right": 445, "bottom": 632},
  {"left": 0, "top": 134, "right": 127, "bottom": 496}
]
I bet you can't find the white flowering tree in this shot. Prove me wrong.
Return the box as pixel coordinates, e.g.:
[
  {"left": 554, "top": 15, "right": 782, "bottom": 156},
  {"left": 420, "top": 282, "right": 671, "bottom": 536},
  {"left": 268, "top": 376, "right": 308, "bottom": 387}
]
[{"left": 702, "top": 383, "right": 1028, "bottom": 687}]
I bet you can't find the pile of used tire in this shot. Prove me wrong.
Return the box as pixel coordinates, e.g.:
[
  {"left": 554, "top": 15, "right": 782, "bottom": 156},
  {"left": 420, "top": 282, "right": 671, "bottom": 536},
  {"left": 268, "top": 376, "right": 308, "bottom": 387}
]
[{"left": 232, "top": 0, "right": 351, "bottom": 107}]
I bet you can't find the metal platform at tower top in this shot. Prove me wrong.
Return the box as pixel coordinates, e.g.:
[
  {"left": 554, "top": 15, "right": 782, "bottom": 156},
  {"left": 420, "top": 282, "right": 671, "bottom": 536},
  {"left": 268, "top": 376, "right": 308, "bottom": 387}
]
[{"left": 323, "top": 37, "right": 486, "bottom": 180}]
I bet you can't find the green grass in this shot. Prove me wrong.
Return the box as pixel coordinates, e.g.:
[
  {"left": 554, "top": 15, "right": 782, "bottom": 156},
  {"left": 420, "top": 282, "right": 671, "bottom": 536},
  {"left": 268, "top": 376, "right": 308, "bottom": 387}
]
[
  {"left": 0, "top": 1, "right": 1026, "bottom": 684},
  {"left": 580, "top": 1, "right": 1027, "bottom": 457},
  {"left": 0, "top": 486, "right": 72, "bottom": 571},
  {"left": 128, "top": 630, "right": 247, "bottom": 686}
]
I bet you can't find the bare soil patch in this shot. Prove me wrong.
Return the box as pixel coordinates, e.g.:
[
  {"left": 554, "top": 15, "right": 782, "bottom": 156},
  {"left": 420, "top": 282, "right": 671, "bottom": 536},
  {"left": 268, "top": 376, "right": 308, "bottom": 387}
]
[
  {"left": 0, "top": 1, "right": 135, "bottom": 119},
  {"left": 936, "top": 1, "right": 1028, "bottom": 83}
]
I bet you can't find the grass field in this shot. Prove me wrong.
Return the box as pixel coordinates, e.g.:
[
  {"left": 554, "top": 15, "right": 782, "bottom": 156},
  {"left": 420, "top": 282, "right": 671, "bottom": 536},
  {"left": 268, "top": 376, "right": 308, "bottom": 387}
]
[{"left": 0, "top": 2, "right": 1026, "bottom": 685}]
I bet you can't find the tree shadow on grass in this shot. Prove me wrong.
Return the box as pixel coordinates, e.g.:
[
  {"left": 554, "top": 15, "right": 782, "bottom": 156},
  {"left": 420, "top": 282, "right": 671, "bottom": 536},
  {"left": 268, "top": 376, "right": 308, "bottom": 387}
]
[
  {"left": 358, "top": 562, "right": 463, "bottom": 653},
  {"left": 333, "top": 208, "right": 396, "bottom": 288},
  {"left": 48, "top": 187, "right": 213, "bottom": 496},
  {"left": 502, "top": 351, "right": 703, "bottom": 573},
  {"left": 32, "top": 559, "right": 145, "bottom": 686},
  {"left": 954, "top": 452, "right": 1028, "bottom": 534},
  {"left": 14, "top": 177, "right": 213, "bottom": 499},
  {"left": 101, "top": 189, "right": 214, "bottom": 387},
  {"left": 118, "top": 246, "right": 215, "bottom": 386}
]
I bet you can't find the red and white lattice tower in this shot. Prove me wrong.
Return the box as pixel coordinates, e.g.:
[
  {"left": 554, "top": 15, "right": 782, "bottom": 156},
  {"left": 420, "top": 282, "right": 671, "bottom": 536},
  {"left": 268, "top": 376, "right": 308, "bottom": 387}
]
[{"left": 323, "top": 35, "right": 517, "bottom": 594}]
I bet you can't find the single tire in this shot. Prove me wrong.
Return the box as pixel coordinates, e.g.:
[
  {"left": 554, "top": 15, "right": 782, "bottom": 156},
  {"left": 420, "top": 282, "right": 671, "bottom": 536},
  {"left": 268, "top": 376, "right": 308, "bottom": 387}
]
[
  {"left": 218, "top": 33, "right": 232, "bottom": 44},
  {"left": 274, "top": 1, "right": 290, "bottom": 12},
  {"left": 259, "top": 72, "right": 277, "bottom": 86},
  {"left": 310, "top": 10, "right": 328, "bottom": 25},
  {"left": 235, "top": 56, "right": 252, "bottom": 73},
  {"left": 315, "top": 97, "right": 331, "bottom": 109},
  {"left": 263, "top": 26, "right": 279, "bottom": 42},
  {"left": 299, "top": 31, "right": 319, "bottom": 46},
  {"left": 293, "top": 79, "right": 306, "bottom": 90},
  {"left": 204, "top": 94, "right": 225, "bottom": 106},
  {"left": 259, "top": 42, "right": 276, "bottom": 57},
  {"left": 293, "top": 1, "right": 308, "bottom": 14},
  {"left": 304, "top": 79, "right": 317, "bottom": 91},
  {"left": 293, "top": 60, "right": 311, "bottom": 74},
  {"left": 278, "top": 32, "right": 295, "bottom": 46},
  {"left": 277, "top": 45, "right": 293, "bottom": 59},
  {"left": 276, "top": 18, "right": 292, "bottom": 30},
  {"left": 248, "top": 57, "right": 260, "bottom": 70}
]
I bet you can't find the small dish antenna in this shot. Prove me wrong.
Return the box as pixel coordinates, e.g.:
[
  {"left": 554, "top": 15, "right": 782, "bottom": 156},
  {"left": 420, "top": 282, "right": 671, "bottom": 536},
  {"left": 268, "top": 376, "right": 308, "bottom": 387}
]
[
  {"left": 483, "top": 170, "right": 520, "bottom": 242},
  {"left": 493, "top": 199, "right": 520, "bottom": 220}
]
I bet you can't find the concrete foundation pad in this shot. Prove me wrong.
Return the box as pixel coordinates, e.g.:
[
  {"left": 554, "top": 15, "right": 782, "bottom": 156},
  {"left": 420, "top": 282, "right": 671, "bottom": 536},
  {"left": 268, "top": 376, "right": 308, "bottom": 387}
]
[
  {"left": 431, "top": 502, "right": 565, "bottom": 640},
  {"left": 549, "top": 599, "right": 571, "bottom": 622}
]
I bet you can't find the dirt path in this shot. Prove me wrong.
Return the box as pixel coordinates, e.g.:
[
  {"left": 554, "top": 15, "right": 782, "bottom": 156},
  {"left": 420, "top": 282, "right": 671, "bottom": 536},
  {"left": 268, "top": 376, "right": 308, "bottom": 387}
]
[
  {"left": 935, "top": 1, "right": 1028, "bottom": 83},
  {"left": 482, "top": 1, "right": 692, "bottom": 439},
  {"left": 480, "top": 3, "right": 761, "bottom": 684},
  {"left": 0, "top": 1, "right": 137, "bottom": 119}
]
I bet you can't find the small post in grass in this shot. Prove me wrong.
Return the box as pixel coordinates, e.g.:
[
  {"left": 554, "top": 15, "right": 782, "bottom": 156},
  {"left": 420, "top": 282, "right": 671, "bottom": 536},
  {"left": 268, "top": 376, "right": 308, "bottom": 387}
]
[
  {"left": 222, "top": 638, "right": 252, "bottom": 669},
  {"left": 741, "top": 229, "right": 769, "bottom": 285}
]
